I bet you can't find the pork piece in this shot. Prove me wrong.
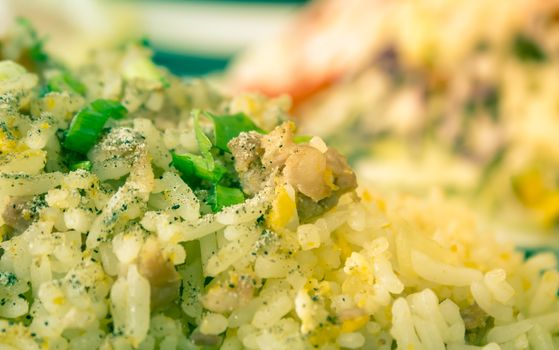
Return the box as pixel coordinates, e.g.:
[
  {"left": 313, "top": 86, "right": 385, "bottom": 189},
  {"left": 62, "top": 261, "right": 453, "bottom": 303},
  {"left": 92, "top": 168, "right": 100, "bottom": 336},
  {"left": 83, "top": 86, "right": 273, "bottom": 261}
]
[
  {"left": 461, "top": 304, "right": 490, "bottom": 330},
  {"left": 228, "top": 121, "right": 357, "bottom": 221},
  {"left": 137, "top": 238, "right": 181, "bottom": 309},
  {"left": 227, "top": 131, "right": 269, "bottom": 195},
  {"left": 202, "top": 274, "right": 255, "bottom": 313},
  {"left": 260, "top": 122, "right": 297, "bottom": 168},
  {"left": 191, "top": 332, "right": 222, "bottom": 347},
  {"left": 284, "top": 145, "right": 331, "bottom": 201},
  {"left": 324, "top": 148, "right": 357, "bottom": 192},
  {"left": 461, "top": 304, "right": 494, "bottom": 345},
  {"left": 1, "top": 196, "right": 42, "bottom": 234}
]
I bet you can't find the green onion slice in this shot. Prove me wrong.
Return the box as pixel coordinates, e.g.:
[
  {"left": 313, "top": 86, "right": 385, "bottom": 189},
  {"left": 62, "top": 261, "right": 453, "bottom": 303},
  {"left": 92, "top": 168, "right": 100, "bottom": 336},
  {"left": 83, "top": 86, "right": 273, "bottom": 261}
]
[
  {"left": 193, "top": 111, "right": 213, "bottom": 163},
  {"left": 171, "top": 152, "right": 227, "bottom": 184},
  {"left": 208, "top": 112, "right": 263, "bottom": 152},
  {"left": 63, "top": 99, "right": 127, "bottom": 154},
  {"left": 69, "top": 160, "right": 92, "bottom": 171},
  {"left": 45, "top": 71, "right": 87, "bottom": 96},
  {"left": 209, "top": 184, "right": 245, "bottom": 212}
]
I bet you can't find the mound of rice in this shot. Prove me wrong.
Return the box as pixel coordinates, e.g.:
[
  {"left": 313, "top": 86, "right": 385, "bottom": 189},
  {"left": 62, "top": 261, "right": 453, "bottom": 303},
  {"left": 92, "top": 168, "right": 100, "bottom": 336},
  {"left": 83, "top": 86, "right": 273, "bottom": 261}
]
[{"left": 0, "top": 21, "right": 558, "bottom": 350}]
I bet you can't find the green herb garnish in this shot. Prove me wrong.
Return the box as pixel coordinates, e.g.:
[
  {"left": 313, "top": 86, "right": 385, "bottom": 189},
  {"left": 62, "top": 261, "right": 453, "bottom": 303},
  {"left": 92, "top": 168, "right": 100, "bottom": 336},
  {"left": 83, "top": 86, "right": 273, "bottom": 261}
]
[
  {"left": 171, "top": 152, "right": 227, "bottom": 184},
  {"left": 43, "top": 71, "right": 87, "bottom": 96},
  {"left": 171, "top": 112, "right": 262, "bottom": 210},
  {"left": 193, "top": 111, "right": 213, "bottom": 162},
  {"left": 69, "top": 160, "right": 92, "bottom": 172},
  {"left": 63, "top": 99, "right": 127, "bottom": 154},
  {"left": 208, "top": 112, "right": 263, "bottom": 152},
  {"left": 209, "top": 184, "right": 245, "bottom": 212},
  {"left": 171, "top": 112, "right": 229, "bottom": 184},
  {"left": 0, "top": 272, "right": 17, "bottom": 287}
]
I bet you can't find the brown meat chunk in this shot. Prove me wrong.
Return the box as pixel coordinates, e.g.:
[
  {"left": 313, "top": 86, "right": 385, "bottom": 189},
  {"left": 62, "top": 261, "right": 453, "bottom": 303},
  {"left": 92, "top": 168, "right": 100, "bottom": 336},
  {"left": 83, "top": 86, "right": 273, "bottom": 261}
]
[
  {"left": 324, "top": 148, "right": 357, "bottom": 193},
  {"left": 191, "top": 332, "right": 222, "bottom": 347},
  {"left": 228, "top": 131, "right": 263, "bottom": 173},
  {"left": 295, "top": 148, "right": 357, "bottom": 222},
  {"left": 461, "top": 304, "right": 494, "bottom": 345},
  {"left": 261, "top": 121, "right": 297, "bottom": 169},
  {"left": 2, "top": 196, "right": 34, "bottom": 233},
  {"left": 138, "top": 238, "right": 181, "bottom": 309},
  {"left": 284, "top": 145, "right": 331, "bottom": 202},
  {"left": 228, "top": 131, "right": 269, "bottom": 195},
  {"left": 228, "top": 121, "right": 357, "bottom": 220},
  {"left": 461, "top": 304, "right": 490, "bottom": 330},
  {"left": 202, "top": 274, "right": 255, "bottom": 313}
]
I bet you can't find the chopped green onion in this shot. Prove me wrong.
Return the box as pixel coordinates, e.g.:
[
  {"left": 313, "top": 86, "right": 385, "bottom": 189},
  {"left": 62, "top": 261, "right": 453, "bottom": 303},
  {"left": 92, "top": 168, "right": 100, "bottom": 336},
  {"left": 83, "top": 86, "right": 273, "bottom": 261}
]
[
  {"left": 193, "top": 111, "right": 213, "bottom": 162},
  {"left": 208, "top": 112, "right": 263, "bottom": 152},
  {"left": 69, "top": 160, "right": 92, "bottom": 172},
  {"left": 29, "top": 40, "right": 48, "bottom": 63},
  {"left": 171, "top": 152, "right": 226, "bottom": 184},
  {"left": 44, "top": 71, "right": 86, "bottom": 96},
  {"left": 63, "top": 99, "right": 127, "bottom": 153},
  {"left": 209, "top": 184, "right": 245, "bottom": 212},
  {"left": 0, "top": 272, "right": 17, "bottom": 287},
  {"left": 89, "top": 100, "right": 127, "bottom": 119},
  {"left": 294, "top": 135, "right": 312, "bottom": 144}
]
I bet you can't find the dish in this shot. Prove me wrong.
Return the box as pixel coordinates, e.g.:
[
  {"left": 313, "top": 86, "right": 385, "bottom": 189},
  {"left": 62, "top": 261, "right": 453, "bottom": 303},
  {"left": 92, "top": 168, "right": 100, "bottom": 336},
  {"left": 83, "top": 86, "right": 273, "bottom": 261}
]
[{"left": 0, "top": 19, "right": 558, "bottom": 350}]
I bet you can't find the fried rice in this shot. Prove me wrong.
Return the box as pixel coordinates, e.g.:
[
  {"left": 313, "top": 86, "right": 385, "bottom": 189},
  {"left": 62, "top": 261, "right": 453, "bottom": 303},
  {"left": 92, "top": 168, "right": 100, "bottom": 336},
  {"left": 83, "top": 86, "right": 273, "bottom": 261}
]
[{"left": 0, "top": 20, "right": 558, "bottom": 350}]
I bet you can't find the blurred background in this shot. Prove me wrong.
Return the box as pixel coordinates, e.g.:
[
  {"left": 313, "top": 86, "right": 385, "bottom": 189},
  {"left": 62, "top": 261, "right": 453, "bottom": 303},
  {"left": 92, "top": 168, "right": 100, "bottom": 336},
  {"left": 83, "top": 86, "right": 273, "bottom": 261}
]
[
  {"left": 1, "top": 0, "right": 559, "bottom": 250},
  {"left": 0, "top": 0, "right": 307, "bottom": 75}
]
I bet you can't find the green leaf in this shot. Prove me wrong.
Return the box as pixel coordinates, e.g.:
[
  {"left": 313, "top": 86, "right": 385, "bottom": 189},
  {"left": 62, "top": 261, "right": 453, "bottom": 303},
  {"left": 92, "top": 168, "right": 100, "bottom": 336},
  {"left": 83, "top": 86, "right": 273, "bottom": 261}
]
[
  {"left": 45, "top": 71, "right": 87, "bottom": 96},
  {"left": 69, "top": 160, "right": 92, "bottom": 172},
  {"left": 63, "top": 99, "right": 127, "bottom": 153},
  {"left": 192, "top": 111, "right": 213, "bottom": 163},
  {"left": 209, "top": 184, "right": 245, "bottom": 212},
  {"left": 29, "top": 40, "right": 48, "bottom": 63},
  {"left": 171, "top": 152, "right": 226, "bottom": 184},
  {"left": 89, "top": 100, "right": 127, "bottom": 119},
  {"left": 208, "top": 112, "right": 263, "bottom": 152}
]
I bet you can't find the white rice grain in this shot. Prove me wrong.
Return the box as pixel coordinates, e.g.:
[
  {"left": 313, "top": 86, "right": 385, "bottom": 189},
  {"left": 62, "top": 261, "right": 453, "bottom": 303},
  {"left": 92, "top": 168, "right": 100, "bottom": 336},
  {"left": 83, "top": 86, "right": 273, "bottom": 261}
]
[
  {"left": 200, "top": 313, "right": 228, "bottom": 335},
  {"left": 336, "top": 332, "right": 365, "bottom": 349},
  {"left": 390, "top": 298, "right": 422, "bottom": 349},
  {"left": 470, "top": 281, "right": 513, "bottom": 322},
  {"left": 486, "top": 320, "right": 533, "bottom": 344},
  {"left": 252, "top": 293, "right": 293, "bottom": 329},
  {"left": 411, "top": 250, "right": 483, "bottom": 286},
  {"left": 527, "top": 324, "right": 554, "bottom": 350},
  {"left": 528, "top": 270, "right": 559, "bottom": 316}
]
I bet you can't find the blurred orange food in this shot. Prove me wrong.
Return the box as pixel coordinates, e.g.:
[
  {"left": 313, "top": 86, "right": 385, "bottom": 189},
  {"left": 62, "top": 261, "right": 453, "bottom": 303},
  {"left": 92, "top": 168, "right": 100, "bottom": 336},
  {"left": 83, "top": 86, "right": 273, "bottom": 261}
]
[{"left": 230, "top": 0, "right": 382, "bottom": 108}]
